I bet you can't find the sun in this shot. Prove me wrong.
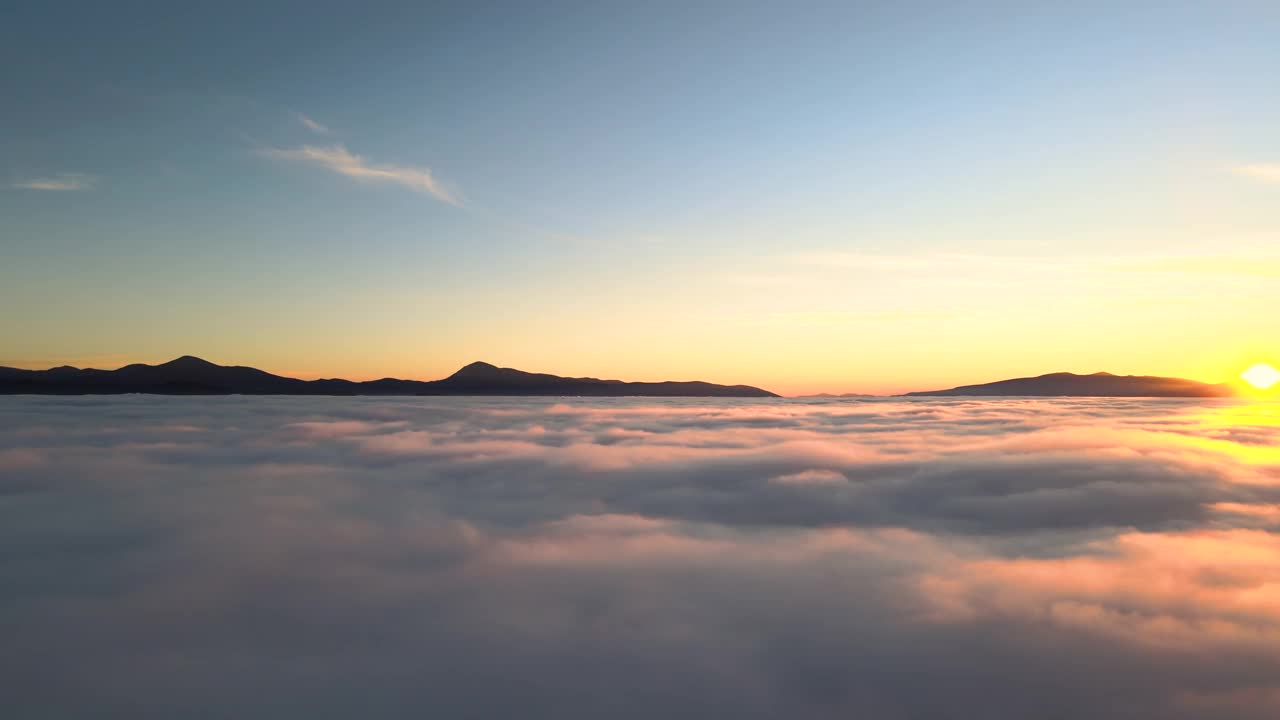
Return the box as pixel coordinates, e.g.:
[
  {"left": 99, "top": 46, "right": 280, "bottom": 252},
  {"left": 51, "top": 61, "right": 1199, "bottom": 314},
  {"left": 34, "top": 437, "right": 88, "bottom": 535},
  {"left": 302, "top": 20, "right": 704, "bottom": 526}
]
[{"left": 1241, "top": 363, "right": 1280, "bottom": 390}]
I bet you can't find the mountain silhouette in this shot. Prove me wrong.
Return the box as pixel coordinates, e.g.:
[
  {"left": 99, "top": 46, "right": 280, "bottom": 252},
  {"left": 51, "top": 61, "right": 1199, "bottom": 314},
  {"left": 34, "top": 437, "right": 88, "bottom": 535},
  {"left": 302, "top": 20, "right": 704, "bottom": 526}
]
[
  {"left": 0, "top": 357, "right": 778, "bottom": 397},
  {"left": 905, "top": 371, "right": 1235, "bottom": 398}
]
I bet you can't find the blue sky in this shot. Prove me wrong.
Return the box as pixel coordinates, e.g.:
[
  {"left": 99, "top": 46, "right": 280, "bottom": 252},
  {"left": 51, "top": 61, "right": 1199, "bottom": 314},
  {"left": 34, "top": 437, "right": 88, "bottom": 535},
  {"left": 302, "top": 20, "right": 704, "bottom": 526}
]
[{"left": 3, "top": 1, "right": 1279, "bottom": 392}]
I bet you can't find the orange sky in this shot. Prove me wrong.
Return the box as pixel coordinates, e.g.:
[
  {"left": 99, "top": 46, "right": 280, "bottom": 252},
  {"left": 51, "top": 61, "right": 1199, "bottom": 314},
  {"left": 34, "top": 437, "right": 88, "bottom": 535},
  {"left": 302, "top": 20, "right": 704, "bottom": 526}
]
[{"left": 8, "top": 251, "right": 1280, "bottom": 396}]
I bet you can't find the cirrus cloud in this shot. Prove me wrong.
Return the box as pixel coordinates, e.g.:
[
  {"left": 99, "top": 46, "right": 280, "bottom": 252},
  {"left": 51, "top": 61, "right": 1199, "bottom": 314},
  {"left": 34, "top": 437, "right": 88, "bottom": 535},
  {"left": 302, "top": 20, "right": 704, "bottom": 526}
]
[
  {"left": 259, "top": 143, "right": 461, "bottom": 206},
  {"left": 295, "top": 112, "right": 331, "bottom": 135},
  {"left": 11, "top": 173, "right": 96, "bottom": 191}
]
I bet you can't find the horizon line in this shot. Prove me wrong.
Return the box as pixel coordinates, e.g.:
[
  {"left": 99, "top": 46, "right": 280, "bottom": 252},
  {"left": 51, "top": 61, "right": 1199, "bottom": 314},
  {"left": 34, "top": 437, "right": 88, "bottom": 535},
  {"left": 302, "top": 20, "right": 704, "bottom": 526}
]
[{"left": 2, "top": 353, "right": 1259, "bottom": 399}]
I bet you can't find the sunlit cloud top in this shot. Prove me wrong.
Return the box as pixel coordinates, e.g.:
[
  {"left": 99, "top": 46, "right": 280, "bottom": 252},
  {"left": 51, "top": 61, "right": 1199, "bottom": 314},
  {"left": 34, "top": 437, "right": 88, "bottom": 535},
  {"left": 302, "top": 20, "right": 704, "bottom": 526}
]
[{"left": 8, "top": 395, "right": 1280, "bottom": 717}]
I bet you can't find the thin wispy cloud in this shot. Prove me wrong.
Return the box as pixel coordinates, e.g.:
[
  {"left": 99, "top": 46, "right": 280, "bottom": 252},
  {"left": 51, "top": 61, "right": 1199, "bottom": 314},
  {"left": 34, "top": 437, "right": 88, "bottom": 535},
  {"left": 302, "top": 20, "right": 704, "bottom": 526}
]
[
  {"left": 259, "top": 144, "right": 461, "bottom": 206},
  {"left": 1232, "top": 164, "right": 1280, "bottom": 183},
  {"left": 295, "top": 112, "right": 331, "bottom": 135},
  {"left": 787, "top": 252, "right": 1079, "bottom": 274},
  {"left": 790, "top": 251, "right": 1280, "bottom": 279},
  {"left": 11, "top": 173, "right": 96, "bottom": 191},
  {"left": 1108, "top": 255, "right": 1280, "bottom": 278},
  {"left": 743, "top": 310, "right": 959, "bottom": 328}
]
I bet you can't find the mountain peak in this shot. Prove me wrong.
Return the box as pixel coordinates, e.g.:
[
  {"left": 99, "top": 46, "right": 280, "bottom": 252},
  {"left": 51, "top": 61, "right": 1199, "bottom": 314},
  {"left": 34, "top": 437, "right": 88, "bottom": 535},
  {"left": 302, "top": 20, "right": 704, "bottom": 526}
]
[
  {"left": 905, "top": 370, "right": 1233, "bottom": 398},
  {"left": 161, "top": 355, "right": 218, "bottom": 369},
  {"left": 449, "top": 361, "right": 504, "bottom": 379}
]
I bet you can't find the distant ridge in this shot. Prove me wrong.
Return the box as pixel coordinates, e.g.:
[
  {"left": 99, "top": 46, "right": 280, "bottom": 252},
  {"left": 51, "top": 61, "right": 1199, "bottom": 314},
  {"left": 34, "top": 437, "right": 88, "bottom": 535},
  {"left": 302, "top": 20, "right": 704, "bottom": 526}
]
[
  {"left": 904, "top": 371, "right": 1235, "bottom": 398},
  {"left": 0, "top": 357, "right": 778, "bottom": 398}
]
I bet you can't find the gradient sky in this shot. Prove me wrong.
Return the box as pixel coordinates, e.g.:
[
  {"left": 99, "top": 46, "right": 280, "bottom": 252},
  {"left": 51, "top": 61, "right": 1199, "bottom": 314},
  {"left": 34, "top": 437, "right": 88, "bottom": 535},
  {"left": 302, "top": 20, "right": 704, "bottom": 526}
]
[{"left": 3, "top": 1, "right": 1279, "bottom": 395}]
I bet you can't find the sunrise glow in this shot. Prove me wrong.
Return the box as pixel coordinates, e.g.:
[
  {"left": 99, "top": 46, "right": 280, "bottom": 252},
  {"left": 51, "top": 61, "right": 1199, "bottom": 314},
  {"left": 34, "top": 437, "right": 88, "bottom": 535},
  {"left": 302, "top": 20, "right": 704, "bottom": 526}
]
[
  {"left": 7, "top": 4, "right": 1280, "bottom": 718},
  {"left": 1241, "top": 363, "right": 1280, "bottom": 390}
]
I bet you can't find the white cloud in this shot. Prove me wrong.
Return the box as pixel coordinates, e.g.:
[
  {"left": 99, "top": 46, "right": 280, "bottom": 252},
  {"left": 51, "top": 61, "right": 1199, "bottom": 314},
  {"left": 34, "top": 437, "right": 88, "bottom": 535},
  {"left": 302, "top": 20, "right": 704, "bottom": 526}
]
[
  {"left": 295, "top": 112, "right": 331, "bottom": 135},
  {"left": 11, "top": 173, "right": 96, "bottom": 191},
  {"left": 260, "top": 143, "right": 461, "bottom": 206},
  {"left": 1233, "top": 164, "right": 1280, "bottom": 183}
]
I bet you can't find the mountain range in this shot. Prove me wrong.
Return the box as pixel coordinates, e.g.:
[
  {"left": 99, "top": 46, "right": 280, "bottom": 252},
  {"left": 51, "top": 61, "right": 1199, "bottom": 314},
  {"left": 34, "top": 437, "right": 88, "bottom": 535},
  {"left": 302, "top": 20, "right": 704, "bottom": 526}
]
[
  {"left": 0, "top": 359, "right": 1245, "bottom": 398},
  {"left": 0, "top": 356, "right": 778, "bottom": 397},
  {"left": 904, "top": 371, "right": 1235, "bottom": 397}
]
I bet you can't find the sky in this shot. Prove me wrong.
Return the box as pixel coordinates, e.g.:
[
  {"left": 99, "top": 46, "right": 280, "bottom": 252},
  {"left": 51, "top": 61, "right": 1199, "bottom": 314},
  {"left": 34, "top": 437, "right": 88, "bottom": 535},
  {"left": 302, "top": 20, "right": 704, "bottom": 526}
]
[
  {"left": 9, "top": 394, "right": 1280, "bottom": 717},
  {"left": 3, "top": 1, "right": 1280, "bottom": 395}
]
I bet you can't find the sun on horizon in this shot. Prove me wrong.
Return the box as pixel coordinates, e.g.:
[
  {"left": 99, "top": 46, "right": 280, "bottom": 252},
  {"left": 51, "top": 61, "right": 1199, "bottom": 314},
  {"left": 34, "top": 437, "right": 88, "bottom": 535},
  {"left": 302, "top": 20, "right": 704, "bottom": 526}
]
[{"left": 1241, "top": 363, "right": 1280, "bottom": 390}]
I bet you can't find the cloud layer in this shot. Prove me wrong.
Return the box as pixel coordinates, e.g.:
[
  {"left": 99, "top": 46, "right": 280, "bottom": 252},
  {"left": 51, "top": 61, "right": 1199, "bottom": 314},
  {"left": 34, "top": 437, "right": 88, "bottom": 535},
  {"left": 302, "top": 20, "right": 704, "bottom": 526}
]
[{"left": 3, "top": 396, "right": 1280, "bottom": 718}]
